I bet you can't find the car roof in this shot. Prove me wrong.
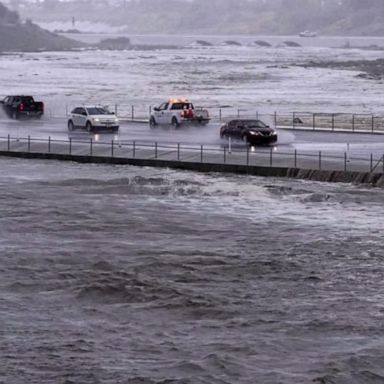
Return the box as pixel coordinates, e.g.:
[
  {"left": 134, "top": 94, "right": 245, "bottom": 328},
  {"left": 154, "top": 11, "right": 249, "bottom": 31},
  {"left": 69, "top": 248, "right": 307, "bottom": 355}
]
[
  {"left": 225, "top": 119, "right": 268, "bottom": 124},
  {"left": 72, "top": 105, "right": 110, "bottom": 110},
  {"left": 8, "top": 95, "right": 33, "bottom": 97},
  {"left": 168, "top": 98, "right": 190, "bottom": 103},
  {"left": 228, "top": 119, "right": 264, "bottom": 123}
]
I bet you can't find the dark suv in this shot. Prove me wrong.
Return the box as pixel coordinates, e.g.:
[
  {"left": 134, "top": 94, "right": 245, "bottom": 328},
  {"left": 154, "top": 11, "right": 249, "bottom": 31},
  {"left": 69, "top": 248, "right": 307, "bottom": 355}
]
[
  {"left": 220, "top": 119, "right": 277, "bottom": 145},
  {"left": 0, "top": 95, "right": 44, "bottom": 119}
]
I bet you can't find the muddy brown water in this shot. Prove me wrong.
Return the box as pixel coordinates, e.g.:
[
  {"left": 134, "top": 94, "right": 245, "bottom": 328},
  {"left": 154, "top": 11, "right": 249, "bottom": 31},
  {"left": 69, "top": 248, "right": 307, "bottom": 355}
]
[{"left": 1, "top": 157, "right": 384, "bottom": 383}]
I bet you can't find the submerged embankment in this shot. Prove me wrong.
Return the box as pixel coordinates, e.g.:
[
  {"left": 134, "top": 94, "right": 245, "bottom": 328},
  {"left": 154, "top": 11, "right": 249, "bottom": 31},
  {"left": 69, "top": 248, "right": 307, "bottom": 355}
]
[{"left": 1, "top": 149, "right": 383, "bottom": 187}]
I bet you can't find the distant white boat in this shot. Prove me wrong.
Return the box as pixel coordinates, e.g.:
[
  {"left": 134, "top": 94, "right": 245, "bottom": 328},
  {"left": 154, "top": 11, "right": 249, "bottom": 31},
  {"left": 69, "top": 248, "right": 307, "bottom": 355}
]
[{"left": 299, "top": 31, "right": 318, "bottom": 38}]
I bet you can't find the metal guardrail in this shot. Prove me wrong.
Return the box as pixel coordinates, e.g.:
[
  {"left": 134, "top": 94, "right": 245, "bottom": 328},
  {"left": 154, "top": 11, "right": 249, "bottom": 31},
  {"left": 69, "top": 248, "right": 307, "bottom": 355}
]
[
  {"left": 1, "top": 135, "right": 383, "bottom": 174},
  {"left": 56, "top": 104, "right": 384, "bottom": 134},
  {"left": 112, "top": 106, "right": 384, "bottom": 134}
]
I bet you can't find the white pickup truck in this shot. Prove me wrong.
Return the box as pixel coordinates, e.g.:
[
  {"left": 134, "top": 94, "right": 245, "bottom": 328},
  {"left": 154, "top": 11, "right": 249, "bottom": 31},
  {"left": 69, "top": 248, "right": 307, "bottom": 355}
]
[{"left": 150, "top": 99, "right": 210, "bottom": 127}]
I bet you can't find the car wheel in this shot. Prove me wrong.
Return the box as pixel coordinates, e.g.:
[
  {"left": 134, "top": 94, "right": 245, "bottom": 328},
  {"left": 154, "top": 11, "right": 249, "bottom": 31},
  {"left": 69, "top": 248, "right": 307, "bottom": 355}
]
[
  {"left": 171, "top": 117, "right": 179, "bottom": 128},
  {"left": 149, "top": 116, "right": 157, "bottom": 127},
  {"left": 86, "top": 121, "right": 93, "bottom": 132},
  {"left": 68, "top": 120, "right": 74, "bottom": 131}
]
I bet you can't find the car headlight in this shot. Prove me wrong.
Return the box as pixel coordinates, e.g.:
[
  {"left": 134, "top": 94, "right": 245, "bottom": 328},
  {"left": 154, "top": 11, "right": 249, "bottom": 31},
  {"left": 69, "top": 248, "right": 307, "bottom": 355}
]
[
  {"left": 93, "top": 118, "right": 100, "bottom": 122},
  {"left": 114, "top": 118, "right": 119, "bottom": 122},
  {"left": 249, "top": 131, "right": 259, "bottom": 135}
]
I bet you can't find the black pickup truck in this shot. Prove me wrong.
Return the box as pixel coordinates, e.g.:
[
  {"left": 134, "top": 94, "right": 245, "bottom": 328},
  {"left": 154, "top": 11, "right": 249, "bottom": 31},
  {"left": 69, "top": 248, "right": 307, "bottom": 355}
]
[{"left": 0, "top": 95, "right": 44, "bottom": 119}]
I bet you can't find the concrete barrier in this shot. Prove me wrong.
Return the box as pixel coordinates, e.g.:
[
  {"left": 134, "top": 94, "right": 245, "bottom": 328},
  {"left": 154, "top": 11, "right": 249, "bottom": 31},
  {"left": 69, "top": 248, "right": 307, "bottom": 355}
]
[{"left": 1, "top": 150, "right": 383, "bottom": 187}]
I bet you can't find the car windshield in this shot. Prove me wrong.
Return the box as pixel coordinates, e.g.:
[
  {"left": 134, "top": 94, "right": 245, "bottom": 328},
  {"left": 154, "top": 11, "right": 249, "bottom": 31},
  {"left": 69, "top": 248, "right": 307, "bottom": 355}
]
[
  {"left": 243, "top": 120, "right": 268, "bottom": 128},
  {"left": 86, "top": 107, "right": 110, "bottom": 115}
]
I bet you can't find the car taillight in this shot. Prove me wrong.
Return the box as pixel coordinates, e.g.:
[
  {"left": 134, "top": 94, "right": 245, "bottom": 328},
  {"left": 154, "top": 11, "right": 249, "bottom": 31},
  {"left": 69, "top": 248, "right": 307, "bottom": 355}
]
[
  {"left": 19, "top": 103, "right": 24, "bottom": 111},
  {"left": 182, "top": 109, "right": 193, "bottom": 118}
]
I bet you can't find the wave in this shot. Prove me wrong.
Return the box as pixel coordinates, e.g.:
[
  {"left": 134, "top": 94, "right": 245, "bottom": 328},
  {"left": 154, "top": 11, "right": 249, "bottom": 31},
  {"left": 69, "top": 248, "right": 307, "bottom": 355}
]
[
  {"left": 75, "top": 261, "right": 182, "bottom": 305},
  {"left": 127, "top": 378, "right": 193, "bottom": 384},
  {"left": 32, "top": 175, "right": 247, "bottom": 199}
]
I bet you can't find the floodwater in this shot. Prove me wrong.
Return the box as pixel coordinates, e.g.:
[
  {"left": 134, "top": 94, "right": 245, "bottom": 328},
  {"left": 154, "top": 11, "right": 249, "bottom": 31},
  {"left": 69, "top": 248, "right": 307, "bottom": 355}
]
[
  {"left": 1, "top": 37, "right": 384, "bottom": 118},
  {"left": 2, "top": 37, "right": 384, "bottom": 384},
  {"left": 1, "top": 158, "right": 384, "bottom": 384}
]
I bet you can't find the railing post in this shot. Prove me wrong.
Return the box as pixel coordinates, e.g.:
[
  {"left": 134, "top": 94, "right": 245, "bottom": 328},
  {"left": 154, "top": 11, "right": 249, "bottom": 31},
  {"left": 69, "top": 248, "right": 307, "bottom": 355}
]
[
  {"left": 133, "top": 141, "right": 136, "bottom": 158},
  {"left": 219, "top": 107, "right": 222, "bottom": 122},
  {"left": 294, "top": 149, "right": 297, "bottom": 168},
  {"left": 370, "top": 154, "right": 373, "bottom": 172},
  {"left": 7, "top": 134, "right": 10, "bottom": 151},
  {"left": 319, "top": 151, "right": 322, "bottom": 170},
  {"left": 115, "top": 104, "right": 117, "bottom": 116},
  {"left": 200, "top": 145, "right": 203, "bottom": 162},
  {"left": 155, "top": 142, "right": 158, "bottom": 159},
  {"left": 274, "top": 111, "right": 277, "bottom": 129},
  {"left": 270, "top": 148, "right": 273, "bottom": 167},
  {"left": 293, "top": 112, "right": 296, "bottom": 129},
  {"left": 344, "top": 152, "right": 347, "bottom": 171},
  {"left": 90, "top": 138, "right": 93, "bottom": 156},
  {"left": 69, "top": 138, "right": 72, "bottom": 154},
  {"left": 131, "top": 105, "right": 134, "bottom": 121},
  {"left": 48, "top": 136, "right": 51, "bottom": 153},
  {"left": 313, "top": 113, "right": 315, "bottom": 130},
  {"left": 149, "top": 105, "right": 151, "bottom": 117},
  {"left": 111, "top": 139, "right": 114, "bottom": 157},
  {"left": 372, "top": 115, "right": 374, "bottom": 133},
  {"left": 224, "top": 146, "right": 226, "bottom": 164},
  {"left": 332, "top": 114, "right": 335, "bottom": 131},
  {"left": 177, "top": 143, "right": 180, "bottom": 161},
  {"left": 352, "top": 114, "right": 355, "bottom": 132},
  {"left": 28, "top": 135, "right": 30, "bottom": 152}
]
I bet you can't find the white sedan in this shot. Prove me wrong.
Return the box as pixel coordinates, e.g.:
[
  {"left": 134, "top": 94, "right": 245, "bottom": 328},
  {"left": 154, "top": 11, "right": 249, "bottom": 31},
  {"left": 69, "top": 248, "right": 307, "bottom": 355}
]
[{"left": 67, "top": 106, "right": 119, "bottom": 132}]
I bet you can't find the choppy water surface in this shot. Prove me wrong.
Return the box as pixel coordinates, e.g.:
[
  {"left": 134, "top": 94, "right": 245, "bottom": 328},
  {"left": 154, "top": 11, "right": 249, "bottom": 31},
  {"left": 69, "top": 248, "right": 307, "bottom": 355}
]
[
  {"left": 1, "top": 42, "right": 384, "bottom": 116},
  {"left": 1, "top": 158, "right": 384, "bottom": 383}
]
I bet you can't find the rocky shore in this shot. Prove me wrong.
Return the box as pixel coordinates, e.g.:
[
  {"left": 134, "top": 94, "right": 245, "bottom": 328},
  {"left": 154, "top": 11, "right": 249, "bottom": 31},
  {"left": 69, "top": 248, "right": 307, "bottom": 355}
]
[
  {"left": 0, "top": 21, "right": 83, "bottom": 53},
  {"left": 300, "top": 58, "right": 384, "bottom": 81},
  {"left": 0, "top": 1, "right": 83, "bottom": 53}
]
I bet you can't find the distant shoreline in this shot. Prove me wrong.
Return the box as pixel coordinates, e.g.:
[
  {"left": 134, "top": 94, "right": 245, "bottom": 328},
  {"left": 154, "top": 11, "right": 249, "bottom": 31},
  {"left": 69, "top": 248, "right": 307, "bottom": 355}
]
[{"left": 54, "top": 32, "right": 384, "bottom": 50}]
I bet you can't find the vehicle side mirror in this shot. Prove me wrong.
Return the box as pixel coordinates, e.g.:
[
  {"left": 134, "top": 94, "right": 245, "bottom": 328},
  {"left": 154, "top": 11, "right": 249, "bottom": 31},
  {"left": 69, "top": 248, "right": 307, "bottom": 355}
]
[{"left": 82, "top": 112, "right": 87, "bottom": 116}]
